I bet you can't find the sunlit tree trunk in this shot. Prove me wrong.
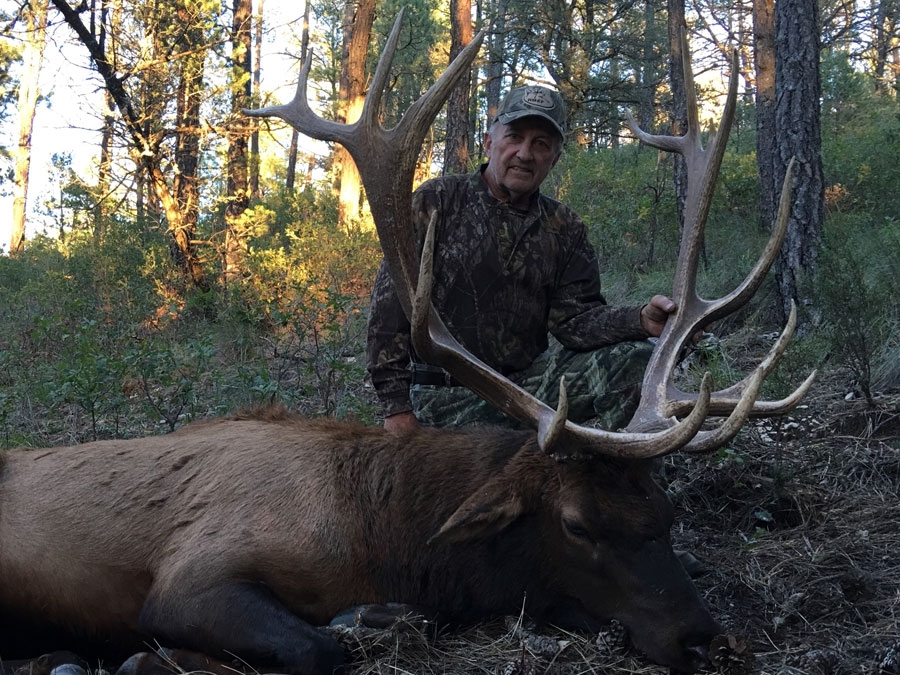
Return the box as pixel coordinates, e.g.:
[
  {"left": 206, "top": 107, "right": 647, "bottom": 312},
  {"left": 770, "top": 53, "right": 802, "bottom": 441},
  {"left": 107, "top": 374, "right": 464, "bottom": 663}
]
[
  {"left": 93, "top": 0, "right": 114, "bottom": 243},
  {"left": 225, "top": 0, "right": 253, "bottom": 285},
  {"left": 172, "top": 44, "right": 209, "bottom": 291},
  {"left": 96, "top": 89, "right": 115, "bottom": 243},
  {"left": 10, "top": 0, "right": 49, "bottom": 254},
  {"left": 443, "top": 0, "right": 473, "bottom": 175},
  {"left": 335, "top": 0, "right": 376, "bottom": 227},
  {"left": 774, "top": 0, "right": 824, "bottom": 325}
]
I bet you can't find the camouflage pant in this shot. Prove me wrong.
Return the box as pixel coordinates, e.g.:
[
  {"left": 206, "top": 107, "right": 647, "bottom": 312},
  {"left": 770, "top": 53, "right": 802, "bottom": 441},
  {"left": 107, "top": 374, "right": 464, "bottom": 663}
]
[{"left": 411, "top": 340, "right": 654, "bottom": 431}]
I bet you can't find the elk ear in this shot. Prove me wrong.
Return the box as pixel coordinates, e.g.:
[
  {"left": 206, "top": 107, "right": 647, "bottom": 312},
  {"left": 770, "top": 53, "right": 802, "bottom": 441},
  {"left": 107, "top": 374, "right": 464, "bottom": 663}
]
[
  {"left": 428, "top": 453, "right": 547, "bottom": 544},
  {"left": 429, "top": 477, "right": 529, "bottom": 545}
]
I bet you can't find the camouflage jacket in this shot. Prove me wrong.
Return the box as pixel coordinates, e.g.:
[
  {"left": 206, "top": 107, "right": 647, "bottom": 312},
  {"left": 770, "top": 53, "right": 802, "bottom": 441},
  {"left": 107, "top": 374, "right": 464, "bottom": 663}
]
[{"left": 366, "top": 166, "right": 648, "bottom": 417}]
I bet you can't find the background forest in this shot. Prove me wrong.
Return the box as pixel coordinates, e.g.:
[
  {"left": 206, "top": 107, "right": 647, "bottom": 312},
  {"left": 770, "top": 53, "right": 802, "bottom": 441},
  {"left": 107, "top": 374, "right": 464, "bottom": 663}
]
[
  {"left": 0, "top": 0, "right": 897, "bottom": 443},
  {"left": 1, "top": 1, "right": 900, "bottom": 673}
]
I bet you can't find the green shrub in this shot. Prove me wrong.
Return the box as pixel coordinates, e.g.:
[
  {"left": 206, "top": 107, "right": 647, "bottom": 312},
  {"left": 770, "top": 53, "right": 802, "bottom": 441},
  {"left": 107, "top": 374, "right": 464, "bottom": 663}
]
[{"left": 812, "top": 215, "right": 900, "bottom": 402}]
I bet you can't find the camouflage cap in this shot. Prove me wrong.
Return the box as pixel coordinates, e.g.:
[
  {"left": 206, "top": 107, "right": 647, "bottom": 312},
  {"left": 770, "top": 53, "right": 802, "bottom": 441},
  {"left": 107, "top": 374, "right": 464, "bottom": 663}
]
[{"left": 494, "top": 86, "right": 567, "bottom": 139}]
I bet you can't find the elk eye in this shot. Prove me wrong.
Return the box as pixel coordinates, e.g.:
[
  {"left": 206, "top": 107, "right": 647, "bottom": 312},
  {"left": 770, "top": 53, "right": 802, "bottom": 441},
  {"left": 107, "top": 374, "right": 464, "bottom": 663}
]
[{"left": 562, "top": 518, "right": 593, "bottom": 542}]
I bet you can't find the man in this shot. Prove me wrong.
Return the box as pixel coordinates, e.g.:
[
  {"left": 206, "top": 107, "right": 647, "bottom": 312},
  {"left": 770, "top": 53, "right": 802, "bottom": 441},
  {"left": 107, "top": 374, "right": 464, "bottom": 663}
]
[{"left": 367, "top": 85, "right": 676, "bottom": 432}]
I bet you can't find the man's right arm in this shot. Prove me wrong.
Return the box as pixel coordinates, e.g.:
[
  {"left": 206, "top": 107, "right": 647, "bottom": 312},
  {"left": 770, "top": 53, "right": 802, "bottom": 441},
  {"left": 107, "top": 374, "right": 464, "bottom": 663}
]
[{"left": 366, "top": 258, "right": 416, "bottom": 420}]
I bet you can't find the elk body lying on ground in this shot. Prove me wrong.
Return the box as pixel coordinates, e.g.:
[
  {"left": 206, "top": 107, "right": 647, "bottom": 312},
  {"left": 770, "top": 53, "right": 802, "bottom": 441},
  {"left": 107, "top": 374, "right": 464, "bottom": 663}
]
[
  {"left": 2, "top": 410, "right": 719, "bottom": 674},
  {"left": 0, "top": 12, "right": 813, "bottom": 675}
]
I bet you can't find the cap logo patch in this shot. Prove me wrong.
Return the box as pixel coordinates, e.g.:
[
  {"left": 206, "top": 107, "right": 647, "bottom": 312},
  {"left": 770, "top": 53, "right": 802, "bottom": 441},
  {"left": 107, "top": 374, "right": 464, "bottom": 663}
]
[{"left": 522, "top": 87, "right": 556, "bottom": 111}]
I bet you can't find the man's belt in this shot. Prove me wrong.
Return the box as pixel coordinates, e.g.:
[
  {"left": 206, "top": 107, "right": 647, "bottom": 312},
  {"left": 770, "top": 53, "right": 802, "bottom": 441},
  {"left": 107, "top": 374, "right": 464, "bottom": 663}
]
[{"left": 410, "top": 363, "right": 464, "bottom": 387}]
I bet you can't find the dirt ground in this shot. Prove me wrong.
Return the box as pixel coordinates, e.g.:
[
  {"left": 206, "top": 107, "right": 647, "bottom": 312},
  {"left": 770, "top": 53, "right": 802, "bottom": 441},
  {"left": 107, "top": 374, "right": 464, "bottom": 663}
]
[{"left": 332, "top": 372, "right": 900, "bottom": 675}]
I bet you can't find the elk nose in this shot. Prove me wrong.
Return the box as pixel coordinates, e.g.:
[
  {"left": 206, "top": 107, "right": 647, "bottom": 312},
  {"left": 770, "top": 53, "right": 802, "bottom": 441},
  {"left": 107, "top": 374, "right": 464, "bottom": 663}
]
[
  {"left": 672, "top": 642, "right": 710, "bottom": 673},
  {"left": 50, "top": 666, "right": 88, "bottom": 675}
]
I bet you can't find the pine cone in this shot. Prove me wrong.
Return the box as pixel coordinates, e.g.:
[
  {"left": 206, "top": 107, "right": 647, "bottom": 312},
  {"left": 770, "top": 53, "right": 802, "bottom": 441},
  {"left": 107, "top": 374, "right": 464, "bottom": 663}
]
[
  {"left": 880, "top": 643, "right": 900, "bottom": 674},
  {"left": 798, "top": 648, "right": 838, "bottom": 675},
  {"left": 709, "top": 634, "right": 755, "bottom": 675},
  {"left": 595, "top": 619, "right": 629, "bottom": 654}
]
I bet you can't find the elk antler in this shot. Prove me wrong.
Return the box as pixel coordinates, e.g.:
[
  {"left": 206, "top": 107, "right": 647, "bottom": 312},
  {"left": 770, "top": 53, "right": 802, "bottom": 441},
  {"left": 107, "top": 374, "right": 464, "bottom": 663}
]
[
  {"left": 622, "top": 32, "right": 816, "bottom": 452},
  {"left": 245, "top": 12, "right": 727, "bottom": 460}
]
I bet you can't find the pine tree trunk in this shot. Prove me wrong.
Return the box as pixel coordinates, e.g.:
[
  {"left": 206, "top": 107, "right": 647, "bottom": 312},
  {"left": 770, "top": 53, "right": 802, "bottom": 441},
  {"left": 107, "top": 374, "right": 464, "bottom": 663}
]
[
  {"left": 285, "top": 0, "right": 310, "bottom": 191},
  {"left": 753, "top": 0, "right": 776, "bottom": 233},
  {"left": 96, "top": 90, "right": 115, "bottom": 243},
  {"left": 173, "top": 47, "right": 209, "bottom": 292},
  {"left": 335, "top": 0, "right": 376, "bottom": 227},
  {"left": 443, "top": 0, "right": 473, "bottom": 175},
  {"left": 10, "top": 0, "right": 49, "bottom": 254},
  {"left": 484, "top": 0, "right": 508, "bottom": 125},
  {"left": 666, "top": 0, "right": 687, "bottom": 238},
  {"left": 250, "top": 0, "right": 263, "bottom": 199},
  {"left": 225, "top": 0, "right": 253, "bottom": 285},
  {"left": 774, "top": 0, "right": 824, "bottom": 325}
]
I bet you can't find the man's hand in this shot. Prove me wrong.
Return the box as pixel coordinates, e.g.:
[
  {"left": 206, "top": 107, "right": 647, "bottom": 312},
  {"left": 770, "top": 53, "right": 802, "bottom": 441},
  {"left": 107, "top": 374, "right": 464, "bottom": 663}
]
[
  {"left": 383, "top": 411, "right": 420, "bottom": 432},
  {"left": 640, "top": 294, "right": 677, "bottom": 337}
]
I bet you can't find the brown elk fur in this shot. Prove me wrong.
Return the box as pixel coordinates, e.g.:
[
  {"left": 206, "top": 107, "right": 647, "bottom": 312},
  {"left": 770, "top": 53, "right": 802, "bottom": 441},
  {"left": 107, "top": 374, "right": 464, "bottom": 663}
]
[{"left": 0, "top": 408, "right": 718, "bottom": 674}]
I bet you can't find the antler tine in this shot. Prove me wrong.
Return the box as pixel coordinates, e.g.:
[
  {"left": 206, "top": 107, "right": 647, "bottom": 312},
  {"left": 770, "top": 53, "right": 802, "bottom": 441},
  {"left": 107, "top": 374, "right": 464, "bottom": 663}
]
[
  {"left": 679, "top": 303, "right": 817, "bottom": 452},
  {"left": 243, "top": 47, "right": 348, "bottom": 145},
  {"left": 359, "top": 11, "right": 407, "bottom": 132},
  {"left": 665, "top": 301, "right": 818, "bottom": 418}
]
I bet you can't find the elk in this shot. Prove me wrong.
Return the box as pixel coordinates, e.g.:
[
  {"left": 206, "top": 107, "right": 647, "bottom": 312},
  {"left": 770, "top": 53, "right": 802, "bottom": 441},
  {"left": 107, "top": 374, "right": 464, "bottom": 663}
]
[{"left": 0, "top": 13, "right": 813, "bottom": 675}]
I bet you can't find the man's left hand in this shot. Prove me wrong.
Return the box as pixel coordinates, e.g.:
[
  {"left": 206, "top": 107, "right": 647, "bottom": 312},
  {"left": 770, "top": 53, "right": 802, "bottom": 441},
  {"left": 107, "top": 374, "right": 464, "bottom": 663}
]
[{"left": 640, "top": 295, "right": 676, "bottom": 337}]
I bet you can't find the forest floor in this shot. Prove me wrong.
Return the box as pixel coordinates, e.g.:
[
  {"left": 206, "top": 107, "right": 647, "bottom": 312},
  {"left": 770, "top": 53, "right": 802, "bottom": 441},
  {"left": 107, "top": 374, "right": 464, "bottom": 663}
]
[{"left": 329, "top": 370, "right": 900, "bottom": 675}]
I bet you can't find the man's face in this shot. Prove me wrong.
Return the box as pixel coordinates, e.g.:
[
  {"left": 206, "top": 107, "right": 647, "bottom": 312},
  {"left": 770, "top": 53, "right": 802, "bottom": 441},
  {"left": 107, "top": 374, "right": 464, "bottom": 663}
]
[{"left": 482, "top": 117, "right": 562, "bottom": 206}]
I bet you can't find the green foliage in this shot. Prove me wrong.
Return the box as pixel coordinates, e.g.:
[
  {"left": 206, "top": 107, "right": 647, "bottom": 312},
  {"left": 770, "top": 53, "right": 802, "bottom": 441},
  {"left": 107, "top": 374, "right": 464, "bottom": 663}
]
[
  {"left": 53, "top": 320, "right": 128, "bottom": 440},
  {"left": 370, "top": 0, "right": 447, "bottom": 127},
  {"left": 811, "top": 215, "right": 900, "bottom": 402},
  {"left": 821, "top": 50, "right": 900, "bottom": 221},
  {"left": 5, "top": 51, "right": 900, "bottom": 446},
  {"left": 550, "top": 140, "right": 767, "bottom": 306},
  {"left": 124, "top": 334, "right": 218, "bottom": 431},
  {"left": 0, "top": 34, "right": 19, "bottom": 143},
  {"left": 0, "top": 182, "right": 380, "bottom": 446},
  {"left": 550, "top": 145, "right": 678, "bottom": 301}
]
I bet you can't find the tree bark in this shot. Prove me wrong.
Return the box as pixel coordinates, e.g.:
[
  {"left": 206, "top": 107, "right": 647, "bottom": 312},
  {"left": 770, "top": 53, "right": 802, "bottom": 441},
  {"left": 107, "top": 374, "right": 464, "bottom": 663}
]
[
  {"left": 667, "top": 0, "right": 688, "bottom": 236},
  {"left": 443, "top": 0, "right": 474, "bottom": 175},
  {"left": 753, "top": 0, "right": 776, "bottom": 232},
  {"left": 484, "top": 0, "right": 508, "bottom": 127},
  {"left": 774, "top": 0, "right": 824, "bottom": 324},
  {"left": 638, "top": 0, "right": 657, "bottom": 133},
  {"left": 250, "top": 0, "right": 263, "bottom": 198},
  {"left": 225, "top": 0, "right": 253, "bottom": 285},
  {"left": 872, "top": 0, "right": 900, "bottom": 95},
  {"left": 335, "top": 0, "right": 376, "bottom": 227},
  {"left": 10, "top": 0, "right": 49, "bottom": 254}
]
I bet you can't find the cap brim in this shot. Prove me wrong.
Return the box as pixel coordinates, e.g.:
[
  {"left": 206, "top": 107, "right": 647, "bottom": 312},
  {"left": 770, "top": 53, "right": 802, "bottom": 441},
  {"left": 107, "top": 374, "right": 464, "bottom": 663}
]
[{"left": 495, "top": 110, "right": 565, "bottom": 139}]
